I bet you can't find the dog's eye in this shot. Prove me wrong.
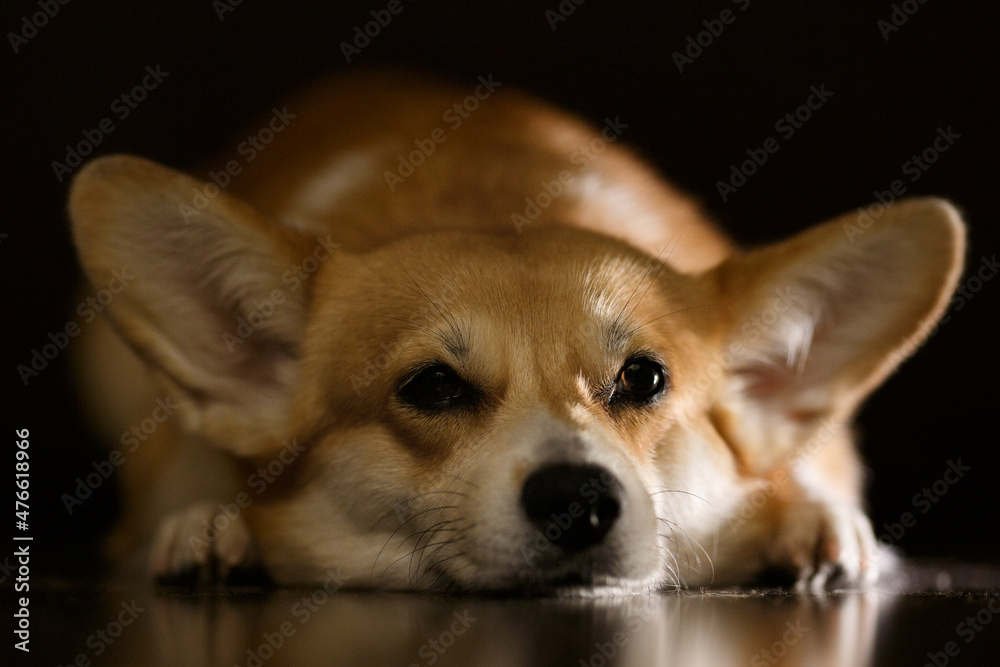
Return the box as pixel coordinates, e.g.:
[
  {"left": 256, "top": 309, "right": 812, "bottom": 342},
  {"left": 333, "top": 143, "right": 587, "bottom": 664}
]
[
  {"left": 399, "top": 364, "right": 471, "bottom": 409},
  {"left": 612, "top": 357, "right": 667, "bottom": 404}
]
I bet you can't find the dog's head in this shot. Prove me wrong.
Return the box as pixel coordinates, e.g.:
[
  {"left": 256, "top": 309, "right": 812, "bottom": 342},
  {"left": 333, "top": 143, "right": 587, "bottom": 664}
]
[{"left": 70, "top": 155, "right": 964, "bottom": 593}]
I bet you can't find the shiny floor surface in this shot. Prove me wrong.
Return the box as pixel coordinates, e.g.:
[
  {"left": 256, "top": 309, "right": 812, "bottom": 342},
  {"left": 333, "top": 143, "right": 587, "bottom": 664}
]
[{"left": 16, "top": 562, "right": 1000, "bottom": 667}]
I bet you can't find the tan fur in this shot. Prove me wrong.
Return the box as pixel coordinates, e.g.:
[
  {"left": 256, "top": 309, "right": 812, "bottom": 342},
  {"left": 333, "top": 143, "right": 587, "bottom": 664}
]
[{"left": 69, "top": 72, "right": 965, "bottom": 592}]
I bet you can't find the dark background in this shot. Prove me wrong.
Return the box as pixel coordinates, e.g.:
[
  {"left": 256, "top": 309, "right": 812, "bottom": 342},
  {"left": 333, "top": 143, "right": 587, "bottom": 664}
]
[{"left": 1, "top": 1, "right": 996, "bottom": 578}]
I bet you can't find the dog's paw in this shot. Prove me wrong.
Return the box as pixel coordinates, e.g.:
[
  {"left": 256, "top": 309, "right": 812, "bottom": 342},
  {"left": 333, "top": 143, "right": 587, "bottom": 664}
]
[
  {"left": 767, "top": 499, "right": 879, "bottom": 593},
  {"left": 149, "top": 501, "right": 259, "bottom": 582}
]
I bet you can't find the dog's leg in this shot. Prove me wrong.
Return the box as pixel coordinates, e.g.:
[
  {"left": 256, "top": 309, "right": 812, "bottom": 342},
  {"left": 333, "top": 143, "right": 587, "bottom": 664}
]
[
  {"left": 767, "top": 495, "right": 880, "bottom": 591},
  {"left": 149, "top": 501, "right": 259, "bottom": 581},
  {"left": 718, "top": 458, "right": 882, "bottom": 591}
]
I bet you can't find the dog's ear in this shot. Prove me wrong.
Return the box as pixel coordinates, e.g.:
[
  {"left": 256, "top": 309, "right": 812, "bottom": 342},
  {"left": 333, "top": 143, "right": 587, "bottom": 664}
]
[
  {"left": 70, "top": 155, "right": 319, "bottom": 457},
  {"left": 715, "top": 198, "right": 965, "bottom": 424}
]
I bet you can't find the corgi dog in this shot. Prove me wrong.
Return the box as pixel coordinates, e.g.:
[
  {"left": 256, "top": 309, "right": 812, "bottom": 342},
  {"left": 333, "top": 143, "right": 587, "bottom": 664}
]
[{"left": 69, "top": 72, "right": 965, "bottom": 594}]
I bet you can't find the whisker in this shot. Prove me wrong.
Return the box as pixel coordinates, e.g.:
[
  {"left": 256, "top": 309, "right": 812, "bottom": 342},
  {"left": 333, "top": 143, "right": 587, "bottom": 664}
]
[
  {"left": 653, "top": 486, "right": 716, "bottom": 584},
  {"left": 371, "top": 313, "right": 434, "bottom": 332},
  {"left": 657, "top": 527, "right": 693, "bottom": 568},
  {"left": 421, "top": 549, "right": 470, "bottom": 592},
  {"left": 663, "top": 542, "right": 685, "bottom": 587},
  {"left": 650, "top": 488, "right": 714, "bottom": 507},
  {"left": 369, "top": 505, "right": 457, "bottom": 584},
  {"left": 393, "top": 249, "right": 448, "bottom": 321},
  {"left": 394, "top": 531, "right": 451, "bottom": 584},
  {"left": 439, "top": 471, "right": 479, "bottom": 491},
  {"left": 367, "top": 491, "right": 468, "bottom": 532},
  {"left": 411, "top": 520, "right": 461, "bottom": 580},
  {"left": 611, "top": 234, "right": 683, "bottom": 340},
  {"left": 635, "top": 303, "right": 717, "bottom": 332},
  {"left": 378, "top": 530, "right": 462, "bottom": 583},
  {"left": 669, "top": 521, "right": 715, "bottom": 584},
  {"left": 391, "top": 248, "right": 466, "bottom": 358},
  {"left": 622, "top": 235, "right": 681, "bottom": 324},
  {"left": 398, "top": 520, "right": 456, "bottom": 550},
  {"left": 424, "top": 551, "right": 466, "bottom": 573}
]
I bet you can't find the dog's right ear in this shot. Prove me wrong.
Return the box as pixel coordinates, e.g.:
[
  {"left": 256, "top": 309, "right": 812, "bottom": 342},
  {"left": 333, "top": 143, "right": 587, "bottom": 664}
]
[{"left": 70, "top": 155, "right": 317, "bottom": 457}]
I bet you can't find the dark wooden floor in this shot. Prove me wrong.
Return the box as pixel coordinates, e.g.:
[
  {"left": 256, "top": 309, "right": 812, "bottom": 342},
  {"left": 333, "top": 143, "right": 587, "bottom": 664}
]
[{"left": 11, "top": 560, "right": 999, "bottom": 666}]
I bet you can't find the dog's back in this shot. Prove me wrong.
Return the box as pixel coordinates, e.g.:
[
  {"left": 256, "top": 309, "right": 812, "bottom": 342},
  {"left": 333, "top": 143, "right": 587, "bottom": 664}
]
[{"left": 224, "top": 71, "right": 731, "bottom": 265}]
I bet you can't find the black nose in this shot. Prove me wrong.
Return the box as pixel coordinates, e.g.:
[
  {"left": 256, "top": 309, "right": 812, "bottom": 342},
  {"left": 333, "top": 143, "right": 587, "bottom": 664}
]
[{"left": 520, "top": 463, "right": 622, "bottom": 554}]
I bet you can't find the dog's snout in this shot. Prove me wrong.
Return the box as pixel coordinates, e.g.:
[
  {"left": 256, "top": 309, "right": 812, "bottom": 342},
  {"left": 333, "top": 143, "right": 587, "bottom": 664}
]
[{"left": 520, "top": 463, "right": 622, "bottom": 554}]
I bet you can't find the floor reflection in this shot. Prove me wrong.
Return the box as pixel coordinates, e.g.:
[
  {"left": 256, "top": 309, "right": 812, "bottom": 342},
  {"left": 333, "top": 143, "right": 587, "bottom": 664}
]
[
  {"left": 48, "top": 585, "right": 891, "bottom": 666},
  {"left": 29, "top": 563, "right": 1000, "bottom": 666}
]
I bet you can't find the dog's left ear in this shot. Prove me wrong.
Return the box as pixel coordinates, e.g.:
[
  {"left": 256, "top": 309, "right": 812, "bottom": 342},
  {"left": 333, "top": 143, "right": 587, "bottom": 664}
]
[{"left": 714, "top": 197, "right": 965, "bottom": 422}]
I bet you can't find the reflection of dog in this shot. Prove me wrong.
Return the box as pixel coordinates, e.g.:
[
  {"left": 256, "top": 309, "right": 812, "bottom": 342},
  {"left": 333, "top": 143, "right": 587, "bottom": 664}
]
[{"left": 69, "top": 72, "right": 965, "bottom": 593}]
